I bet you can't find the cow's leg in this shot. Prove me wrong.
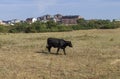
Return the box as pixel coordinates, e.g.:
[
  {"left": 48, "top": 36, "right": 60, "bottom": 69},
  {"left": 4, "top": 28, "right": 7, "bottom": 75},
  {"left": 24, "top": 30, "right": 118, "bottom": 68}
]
[
  {"left": 56, "top": 48, "right": 60, "bottom": 55},
  {"left": 63, "top": 48, "right": 66, "bottom": 55},
  {"left": 47, "top": 46, "right": 51, "bottom": 53}
]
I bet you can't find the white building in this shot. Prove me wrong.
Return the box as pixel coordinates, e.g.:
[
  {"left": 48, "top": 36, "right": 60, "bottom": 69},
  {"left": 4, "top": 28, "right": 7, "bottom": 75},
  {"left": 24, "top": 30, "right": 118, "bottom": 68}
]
[
  {"left": 0, "top": 20, "right": 6, "bottom": 25},
  {"left": 26, "top": 18, "right": 37, "bottom": 24},
  {"left": 114, "top": 19, "right": 120, "bottom": 22}
]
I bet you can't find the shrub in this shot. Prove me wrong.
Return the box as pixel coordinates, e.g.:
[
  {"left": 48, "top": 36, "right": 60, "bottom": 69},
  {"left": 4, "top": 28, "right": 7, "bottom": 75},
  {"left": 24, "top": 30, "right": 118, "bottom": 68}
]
[
  {"left": 9, "top": 22, "right": 29, "bottom": 33},
  {"left": 0, "top": 19, "right": 120, "bottom": 33},
  {"left": 0, "top": 25, "right": 9, "bottom": 33}
]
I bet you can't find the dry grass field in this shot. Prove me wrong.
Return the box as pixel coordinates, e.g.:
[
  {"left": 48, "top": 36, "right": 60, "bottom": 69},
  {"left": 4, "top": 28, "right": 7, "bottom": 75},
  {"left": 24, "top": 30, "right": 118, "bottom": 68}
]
[{"left": 0, "top": 29, "right": 120, "bottom": 79}]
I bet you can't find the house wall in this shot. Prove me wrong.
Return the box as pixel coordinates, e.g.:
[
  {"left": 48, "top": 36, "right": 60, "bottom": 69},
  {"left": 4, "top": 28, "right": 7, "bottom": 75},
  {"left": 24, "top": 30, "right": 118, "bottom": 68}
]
[{"left": 62, "top": 18, "right": 79, "bottom": 25}]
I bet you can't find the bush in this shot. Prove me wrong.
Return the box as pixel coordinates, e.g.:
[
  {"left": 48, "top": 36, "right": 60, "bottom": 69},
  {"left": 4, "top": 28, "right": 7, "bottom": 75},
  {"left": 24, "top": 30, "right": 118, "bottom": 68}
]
[
  {"left": 0, "top": 19, "right": 120, "bottom": 33},
  {"left": 25, "top": 22, "right": 48, "bottom": 33},
  {"left": 9, "top": 22, "right": 29, "bottom": 33},
  {"left": 72, "top": 25, "right": 81, "bottom": 30},
  {"left": 0, "top": 25, "right": 9, "bottom": 33},
  {"left": 100, "top": 22, "right": 118, "bottom": 29},
  {"left": 57, "top": 25, "right": 72, "bottom": 32}
]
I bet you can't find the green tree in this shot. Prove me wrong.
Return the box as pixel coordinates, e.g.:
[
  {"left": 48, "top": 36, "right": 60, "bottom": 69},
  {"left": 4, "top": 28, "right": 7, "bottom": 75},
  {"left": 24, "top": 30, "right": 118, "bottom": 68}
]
[
  {"left": 25, "top": 21, "right": 47, "bottom": 33},
  {"left": 46, "top": 20, "right": 57, "bottom": 29},
  {"left": 9, "top": 22, "right": 29, "bottom": 33},
  {"left": 0, "top": 25, "right": 10, "bottom": 33}
]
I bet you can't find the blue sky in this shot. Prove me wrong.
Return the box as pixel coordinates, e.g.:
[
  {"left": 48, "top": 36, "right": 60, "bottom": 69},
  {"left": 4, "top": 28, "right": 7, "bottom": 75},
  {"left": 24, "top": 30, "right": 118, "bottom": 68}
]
[{"left": 0, "top": 0, "right": 120, "bottom": 20}]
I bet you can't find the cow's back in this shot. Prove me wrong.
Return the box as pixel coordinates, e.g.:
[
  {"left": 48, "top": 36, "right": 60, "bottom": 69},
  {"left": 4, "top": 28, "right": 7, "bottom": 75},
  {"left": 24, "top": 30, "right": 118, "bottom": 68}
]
[{"left": 47, "top": 38, "right": 65, "bottom": 48}]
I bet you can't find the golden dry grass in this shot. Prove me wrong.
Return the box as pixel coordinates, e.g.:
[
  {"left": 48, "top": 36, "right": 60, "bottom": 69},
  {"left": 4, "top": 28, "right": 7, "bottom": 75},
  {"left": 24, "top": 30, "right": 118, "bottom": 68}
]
[{"left": 0, "top": 29, "right": 120, "bottom": 79}]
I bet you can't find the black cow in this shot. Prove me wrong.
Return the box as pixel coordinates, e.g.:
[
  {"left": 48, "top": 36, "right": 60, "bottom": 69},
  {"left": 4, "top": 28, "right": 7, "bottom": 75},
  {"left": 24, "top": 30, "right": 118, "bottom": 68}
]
[{"left": 46, "top": 38, "right": 72, "bottom": 55}]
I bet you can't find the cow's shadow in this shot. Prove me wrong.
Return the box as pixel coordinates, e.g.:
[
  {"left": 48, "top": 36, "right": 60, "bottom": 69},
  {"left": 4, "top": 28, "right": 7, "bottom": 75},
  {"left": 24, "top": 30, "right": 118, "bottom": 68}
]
[{"left": 35, "top": 50, "right": 60, "bottom": 55}]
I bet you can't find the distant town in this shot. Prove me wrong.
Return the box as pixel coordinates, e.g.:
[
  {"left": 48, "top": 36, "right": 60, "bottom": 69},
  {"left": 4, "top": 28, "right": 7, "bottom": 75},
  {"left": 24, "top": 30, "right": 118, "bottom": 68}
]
[
  {"left": 0, "top": 14, "right": 120, "bottom": 26},
  {"left": 0, "top": 14, "right": 83, "bottom": 26}
]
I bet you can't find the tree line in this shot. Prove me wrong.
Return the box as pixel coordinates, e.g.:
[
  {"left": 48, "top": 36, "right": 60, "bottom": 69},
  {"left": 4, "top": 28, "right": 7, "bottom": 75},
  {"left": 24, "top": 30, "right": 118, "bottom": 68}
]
[{"left": 0, "top": 19, "right": 120, "bottom": 33}]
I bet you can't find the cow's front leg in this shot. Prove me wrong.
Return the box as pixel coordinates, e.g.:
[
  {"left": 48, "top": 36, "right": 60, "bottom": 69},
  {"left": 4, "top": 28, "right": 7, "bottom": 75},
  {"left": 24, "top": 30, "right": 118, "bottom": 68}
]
[
  {"left": 47, "top": 46, "right": 52, "bottom": 53},
  {"left": 56, "top": 48, "right": 60, "bottom": 55},
  {"left": 63, "top": 48, "right": 66, "bottom": 55}
]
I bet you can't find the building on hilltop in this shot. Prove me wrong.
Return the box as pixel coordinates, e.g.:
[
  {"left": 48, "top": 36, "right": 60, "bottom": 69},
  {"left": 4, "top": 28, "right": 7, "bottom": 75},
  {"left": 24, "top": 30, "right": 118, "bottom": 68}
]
[
  {"left": 61, "top": 15, "right": 83, "bottom": 25},
  {"left": 7, "top": 19, "right": 21, "bottom": 25},
  {"left": 37, "top": 14, "right": 52, "bottom": 22},
  {"left": 113, "top": 19, "right": 120, "bottom": 22},
  {"left": 37, "top": 14, "right": 83, "bottom": 25},
  {"left": 11, "top": 19, "right": 21, "bottom": 24},
  {"left": 0, "top": 19, "right": 21, "bottom": 25},
  {"left": 37, "top": 14, "right": 63, "bottom": 23},
  {"left": 0, "top": 20, "right": 5, "bottom": 25},
  {"left": 26, "top": 18, "right": 37, "bottom": 24},
  {"left": 54, "top": 14, "right": 62, "bottom": 23}
]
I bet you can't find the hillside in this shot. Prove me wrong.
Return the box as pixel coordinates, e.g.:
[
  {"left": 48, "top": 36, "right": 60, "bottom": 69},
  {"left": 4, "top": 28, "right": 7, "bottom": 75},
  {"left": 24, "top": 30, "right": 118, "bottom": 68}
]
[{"left": 0, "top": 29, "right": 120, "bottom": 79}]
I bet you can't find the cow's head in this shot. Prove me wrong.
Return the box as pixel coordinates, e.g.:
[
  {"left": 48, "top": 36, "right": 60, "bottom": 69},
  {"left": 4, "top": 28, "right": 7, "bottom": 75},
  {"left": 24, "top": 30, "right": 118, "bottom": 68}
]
[{"left": 66, "top": 41, "right": 73, "bottom": 47}]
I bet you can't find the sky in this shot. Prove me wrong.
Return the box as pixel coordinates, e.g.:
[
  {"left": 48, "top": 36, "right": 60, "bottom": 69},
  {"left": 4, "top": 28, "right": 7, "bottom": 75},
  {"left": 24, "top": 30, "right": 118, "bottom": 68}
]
[{"left": 0, "top": 0, "right": 120, "bottom": 20}]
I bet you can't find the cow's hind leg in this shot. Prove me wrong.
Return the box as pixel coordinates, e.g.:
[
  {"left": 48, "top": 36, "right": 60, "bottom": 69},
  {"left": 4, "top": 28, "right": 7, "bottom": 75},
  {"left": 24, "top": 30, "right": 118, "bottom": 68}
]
[
  {"left": 63, "top": 48, "right": 66, "bottom": 55},
  {"left": 56, "top": 48, "right": 60, "bottom": 55}
]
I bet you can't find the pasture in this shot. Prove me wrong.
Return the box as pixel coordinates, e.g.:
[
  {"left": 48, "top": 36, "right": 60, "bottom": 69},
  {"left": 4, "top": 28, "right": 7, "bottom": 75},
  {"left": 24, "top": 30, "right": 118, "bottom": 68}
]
[{"left": 0, "top": 29, "right": 120, "bottom": 79}]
